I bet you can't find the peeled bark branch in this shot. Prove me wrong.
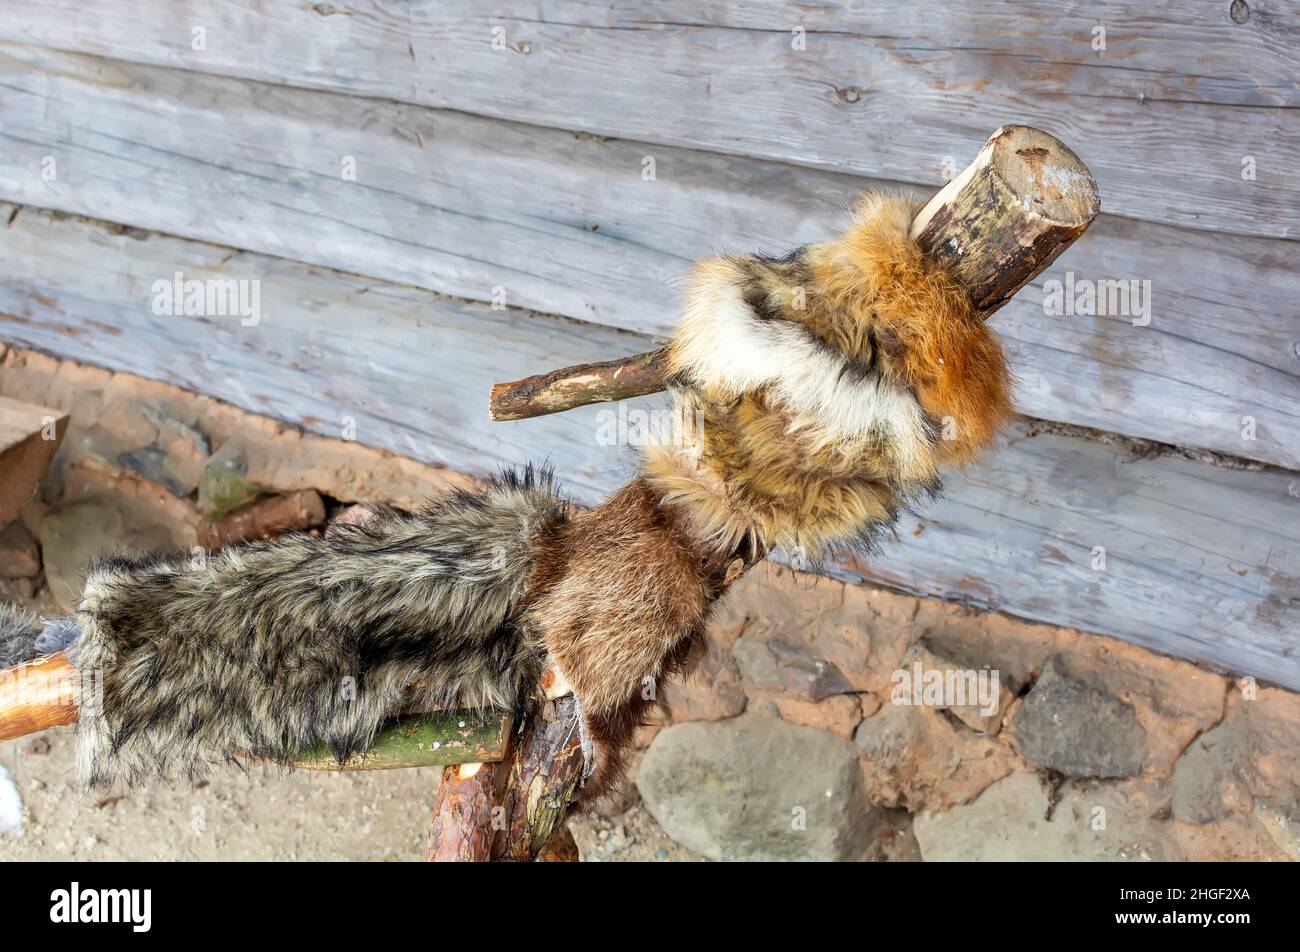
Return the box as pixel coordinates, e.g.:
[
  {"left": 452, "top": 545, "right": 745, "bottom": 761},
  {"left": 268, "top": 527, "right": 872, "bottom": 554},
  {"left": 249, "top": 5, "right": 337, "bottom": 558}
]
[
  {"left": 490, "top": 124, "right": 1098, "bottom": 422},
  {"left": 292, "top": 710, "right": 512, "bottom": 770},
  {"left": 0, "top": 651, "right": 78, "bottom": 740},
  {"left": 490, "top": 348, "right": 669, "bottom": 421},
  {"left": 426, "top": 760, "right": 506, "bottom": 862},
  {"left": 491, "top": 695, "right": 585, "bottom": 861}
]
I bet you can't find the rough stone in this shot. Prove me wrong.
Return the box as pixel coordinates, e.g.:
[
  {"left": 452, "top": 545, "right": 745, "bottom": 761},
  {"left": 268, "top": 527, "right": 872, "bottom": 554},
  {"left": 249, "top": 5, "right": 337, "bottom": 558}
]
[
  {"left": 661, "top": 635, "right": 747, "bottom": 722},
  {"left": 716, "top": 566, "right": 916, "bottom": 698},
  {"left": 197, "top": 490, "right": 326, "bottom": 548},
  {"left": 771, "top": 695, "right": 864, "bottom": 740},
  {"left": 732, "top": 636, "right": 855, "bottom": 703},
  {"left": 1011, "top": 661, "right": 1146, "bottom": 778},
  {"left": 60, "top": 459, "right": 199, "bottom": 549},
  {"left": 198, "top": 441, "right": 263, "bottom": 518},
  {"left": 0, "top": 521, "right": 40, "bottom": 579},
  {"left": 1168, "top": 686, "right": 1300, "bottom": 823},
  {"left": 854, "top": 699, "right": 1018, "bottom": 810},
  {"left": 637, "top": 714, "right": 881, "bottom": 861},
  {"left": 893, "top": 641, "right": 1015, "bottom": 735},
  {"left": 1168, "top": 809, "right": 1298, "bottom": 862},
  {"left": 1226, "top": 685, "right": 1300, "bottom": 818},
  {"left": 918, "top": 604, "right": 1067, "bottom": 691},
  {"left": 1051, "top": 637, "right": 1226, "bottom": 777},
  {"left": 913, "top": 772, "right": 1179, "bottom": 861},
  {"left": 112, "top": 404, "right": 210, "bottom": 496},
  {"left": 37, "top": 499, "right": 176, "bottom": 609},
  {"left": 1170, "top": 721, "right": 1240, "bottom": 824}
]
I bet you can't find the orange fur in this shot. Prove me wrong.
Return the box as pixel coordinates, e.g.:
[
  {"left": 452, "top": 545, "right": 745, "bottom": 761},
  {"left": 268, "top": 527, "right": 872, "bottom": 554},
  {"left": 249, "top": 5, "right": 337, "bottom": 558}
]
[{"left": 817, "top": 195, "right": 1012, "bottom": 463}]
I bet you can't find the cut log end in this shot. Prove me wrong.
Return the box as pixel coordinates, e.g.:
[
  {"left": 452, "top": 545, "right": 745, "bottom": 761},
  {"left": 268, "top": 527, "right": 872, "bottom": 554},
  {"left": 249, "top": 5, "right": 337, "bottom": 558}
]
[
  {"left": 0, "top": 396, "right": 69, "bottom": 530},
  {"left": 910, "top": 125, "right": 1099, "bottom": 314},
  {"left": 987, "top": 124, "right": 1098, "bottom": 228}
]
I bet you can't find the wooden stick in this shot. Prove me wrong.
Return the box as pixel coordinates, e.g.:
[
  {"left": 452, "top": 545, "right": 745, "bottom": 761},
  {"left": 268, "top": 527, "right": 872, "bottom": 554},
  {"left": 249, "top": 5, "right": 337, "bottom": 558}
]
[
  {"left": 0, "top": 651, "right": 79, "bottom": 740},
  {"left": 0, "top": 648, "right": 513, "bottom": 768},
  {"left": 534, "top": 823, "right": 580, "bottom": 862},
  {"left": 423, "top": 695, "right": 585, "bottom": 863},
  {"left": 426, "top": 760, "right": 506, "bottom": 862},
  {"left": 291, "top": 710, "right": 512, "bottom": 770},
  {"left": 489, "top": 348, "right": 669, "bottom": 422},
  {"left": 490, "top": 695, "right": 584, "bottom": 861},
  {"left": 489, "top": 124, "right": 1098, "bottom": 422},
  {"left": 909, "top": 125, "right": 1099, "bottom": 314}
]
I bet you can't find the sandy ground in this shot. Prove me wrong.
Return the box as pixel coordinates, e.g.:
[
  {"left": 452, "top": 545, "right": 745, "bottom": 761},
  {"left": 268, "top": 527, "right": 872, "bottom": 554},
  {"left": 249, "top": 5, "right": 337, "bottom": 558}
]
[
  {"left": 0, "top": 725, "right": 694, "bottom": 862},
  {"left": 1, "top": 726, "right": 445, "bottom": 861}
]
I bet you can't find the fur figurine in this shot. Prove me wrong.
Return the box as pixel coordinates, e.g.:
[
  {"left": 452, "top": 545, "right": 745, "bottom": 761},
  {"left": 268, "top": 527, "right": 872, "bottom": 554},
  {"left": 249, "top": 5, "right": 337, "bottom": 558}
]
[{"left": 0, "top": 193, "right": 1011, "bottom": 797}]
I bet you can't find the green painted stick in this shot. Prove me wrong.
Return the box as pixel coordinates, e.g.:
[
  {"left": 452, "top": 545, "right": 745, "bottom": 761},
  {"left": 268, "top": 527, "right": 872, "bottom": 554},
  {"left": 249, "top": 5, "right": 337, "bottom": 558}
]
[{"left": 287, "top": 709, "right": 514, "bottom": 770}]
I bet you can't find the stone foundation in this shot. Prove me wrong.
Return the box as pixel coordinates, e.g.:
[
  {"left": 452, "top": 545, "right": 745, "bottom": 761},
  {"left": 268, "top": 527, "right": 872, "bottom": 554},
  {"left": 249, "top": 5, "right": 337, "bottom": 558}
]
[{"left": 1, "top": 345, "right": 1296, "bottom": 861}]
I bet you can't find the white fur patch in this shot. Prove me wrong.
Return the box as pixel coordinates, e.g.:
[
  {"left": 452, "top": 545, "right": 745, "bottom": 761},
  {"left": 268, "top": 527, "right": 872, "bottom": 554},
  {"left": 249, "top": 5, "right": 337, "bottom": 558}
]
[{"left": 673, "top": 270, "right": 932, "bottom": 473}]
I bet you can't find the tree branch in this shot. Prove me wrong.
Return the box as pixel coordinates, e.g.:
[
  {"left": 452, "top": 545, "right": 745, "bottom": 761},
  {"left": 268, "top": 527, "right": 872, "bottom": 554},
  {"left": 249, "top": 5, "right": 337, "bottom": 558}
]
[{"left": 490, "top": 348, "right": 670, "bottom": 421}]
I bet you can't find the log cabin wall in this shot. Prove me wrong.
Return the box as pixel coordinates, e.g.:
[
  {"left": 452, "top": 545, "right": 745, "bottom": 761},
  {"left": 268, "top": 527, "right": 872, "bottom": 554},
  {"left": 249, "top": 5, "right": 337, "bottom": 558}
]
[{"left": 0, "top": 3, "right": 1295, "bottom": 684}]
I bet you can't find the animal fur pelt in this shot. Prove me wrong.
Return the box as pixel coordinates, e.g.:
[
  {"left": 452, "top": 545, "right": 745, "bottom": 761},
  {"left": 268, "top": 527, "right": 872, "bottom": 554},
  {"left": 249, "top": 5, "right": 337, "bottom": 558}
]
[
  {"left": 60, "top": 467, "right": 568, "bottom": 787},
  {"left": 643, "top": 193, "right": 1011, "bottom": 563},
  {"left": 0, "top": 192, "right": 1012, "bottom": 801},
  {"left": 524, "top": 477, "right": 721, "bottom": 797}
]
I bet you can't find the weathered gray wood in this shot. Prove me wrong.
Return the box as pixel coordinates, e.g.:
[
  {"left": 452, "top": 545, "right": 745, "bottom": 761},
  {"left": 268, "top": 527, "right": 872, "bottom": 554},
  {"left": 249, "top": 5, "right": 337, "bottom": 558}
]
[
  {"left": 1, "top": 2, "right": 1295, "bottom": 239},
  {"left": 0, "top": 206, "right": 1296, "bottom": 688},
  {"left": 0, "top": 204, "right": 645, "bottom": 501},
  {"left": 834, "top": 424, "right": 1300, "bottom": 690},
  {"left": 0, "top": 44, "right": 1295, "bottom": 468}
]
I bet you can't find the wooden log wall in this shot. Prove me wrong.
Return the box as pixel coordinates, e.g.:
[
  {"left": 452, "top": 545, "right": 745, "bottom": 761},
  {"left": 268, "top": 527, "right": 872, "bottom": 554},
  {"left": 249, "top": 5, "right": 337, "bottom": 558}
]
[{"left": 0, "top": 3, "right": 1295, "bottom": 686}]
